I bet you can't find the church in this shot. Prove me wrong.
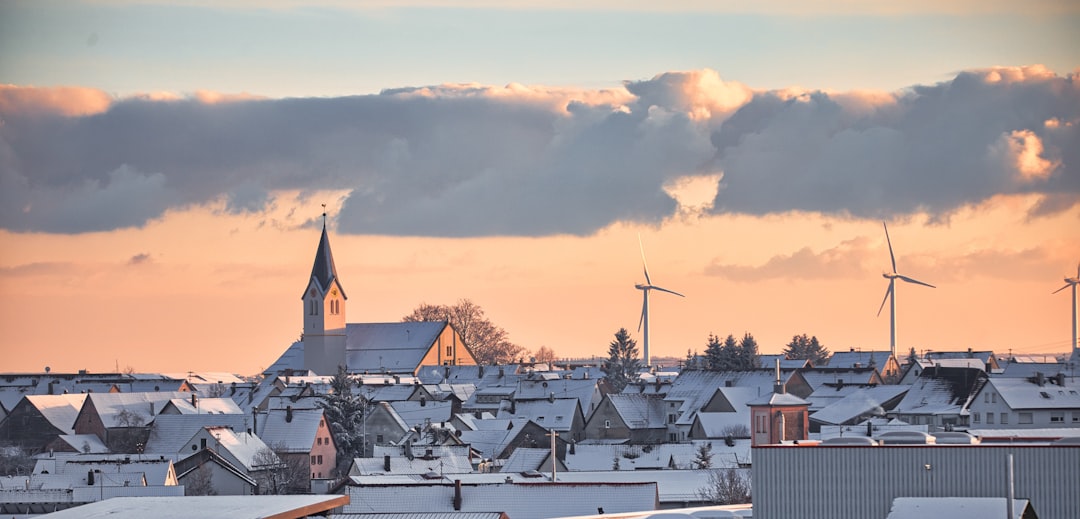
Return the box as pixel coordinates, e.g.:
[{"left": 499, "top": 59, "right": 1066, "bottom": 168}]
[{"left": 266, "top": 216, "right": 478, "bottom": 376}]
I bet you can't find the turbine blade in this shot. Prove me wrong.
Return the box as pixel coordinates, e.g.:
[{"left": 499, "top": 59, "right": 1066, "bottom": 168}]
[
  {"left": 897, "top": 274, "right": 936, "bottom": 289},
  {"left": 883, "top": 221, "right": 897, "bottom": 273},
  {"left": 877, "top": 283, "right": 893, "bottom": 317},
  {"left": 1053, "top": 283, "right": 1071, "bottom": 294},
  {"left": 1076, "top": 260, "right": 1079, "bottom": 279},
  {"left": 651, "top": 286, "right": 686, "bottom": 298},
  {"left": 637, "top": 293, "right": 647, "bottom": 332},
  {"left": 638, "top": 234, "right": 652, "bottom": 285}
]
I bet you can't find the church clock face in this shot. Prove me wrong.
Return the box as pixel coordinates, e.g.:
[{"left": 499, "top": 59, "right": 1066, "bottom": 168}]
[
  {"left": 331, "top": 288, "right": 338, "bottom": 296},
  {"left": 309, "top": 289, "right": 316, "bottom": 297}
]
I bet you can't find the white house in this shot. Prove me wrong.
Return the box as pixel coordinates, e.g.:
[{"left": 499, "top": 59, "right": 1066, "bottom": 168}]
[{"left": 966, "top": 373, "right": 1080, "bottom": 429}]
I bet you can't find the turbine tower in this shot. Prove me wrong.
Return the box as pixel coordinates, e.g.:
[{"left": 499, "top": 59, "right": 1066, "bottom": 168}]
[
  {"left": 1052, "top": 261, "right": 1080, "bottom": 357},
  {"left": 877, "top": 222, "right": 936, "bottom": 359},
  {"left": 635, "top": 235, "right": 684, "bottom": 368}
]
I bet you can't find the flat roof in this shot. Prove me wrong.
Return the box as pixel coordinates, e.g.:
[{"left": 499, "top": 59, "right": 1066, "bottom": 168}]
[{"left": 38, "top": 495, "right": 349, "bottom": 519}]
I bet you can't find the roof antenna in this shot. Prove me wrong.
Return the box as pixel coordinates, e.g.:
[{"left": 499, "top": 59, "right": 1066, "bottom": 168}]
[{"left": 321, "top": 203, "right": 327, "bottom": 229}]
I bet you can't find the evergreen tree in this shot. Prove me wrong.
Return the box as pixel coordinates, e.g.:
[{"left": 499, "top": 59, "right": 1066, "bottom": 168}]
[
  {"left": 602, "top": 328, "right": 642, "bottom": 393},
  {"left": 736, "top": 333, "right": 760, "bottom": 371},
  {"left": 318, "top": 365, "right": 369, "bottom": 475},
  {"left": 705, "top": 334, "right": 724, "bottom": 370},
  {"left": 906, "top": 346, "right": 919, "bottom": 366},
  {"left": 782, "top": 334, "right": 830, "bottom": 366}
]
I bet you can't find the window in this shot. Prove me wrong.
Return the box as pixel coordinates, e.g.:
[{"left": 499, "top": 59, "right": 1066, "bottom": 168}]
[
  {"left": 991, "top": 393, "right": 997, "bottom": 404},
  {"left": 984, "top": 392, "right": 990, "bottom": 403},
  {"left": 987, "top": 413, "right": 994, "bottom": 424},
  {"left": 667, "top": 414, "right": 676, "bottom": 424},
  {"left": 1019, "top": 412, "right": 1033, "bottom": 424},
  {"left": 311, "top": 456, "right": 316, "bottom": 465},
  {"left": 446, "top": 346, "right": 452, "bottom": 356},
  {"left": 1073, "top": 412, "right": 1080, "bottom": 423},
  {"left": 1000, "top": 413, "right": 1008, "bottom": 424},
  {"left": 376, "top": 434, "right": 384, "bottom": 443},
  {"left": 972, "top": 412, "right": 980, "bottom": 423},
  {"left": 316, "top": 437, "right": 321, "bottom": 445},
  {"left": 1051, "top": 412, "right": 1065, "bottom": 423},
  {"left": 317, "top": 455, "right": 323, "bottom": 465},
  {"left": 200, "top": 438, "right": 207, "bottom": 449},
  {"left": 668, "top": 433, "right": 678, "bottom": 442},
  {"left": 604, "top": 419, "right": 611, "bottom": 429}
]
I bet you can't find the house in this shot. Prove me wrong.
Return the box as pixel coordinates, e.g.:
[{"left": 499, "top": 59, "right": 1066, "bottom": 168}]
[
  {"left": 0, "top": 394, "right": 87, "bottom": 453},
  {"left": 256, "top": 407, "right": 337, "bottom": 486},
  {"left": 362, "top": 402, "right": 413, "bottom": 453},
  {"left": 758, "top": 355, "right": 812, "bottom": 369},
  {"left": 899, "top": 358, "right": 986, "bottom": 385},
  {"left": 267, "top": 220, "right": 478, "bottom": 376},
  {"left": 173, "top": 448, "right": 259, "bottom": 496},
  {"left": 71, "top": 392, "right": 189, "bottom": 452},
  {"left": 159, "top": 396, "right": 243, "bottom": 415},
  {"left": 686, "top": 387, "right": 757, "bottom": 439},
  {"left": 748, "top": 389, "right": 810, "bottom": 446},
  {"left": 965, "top": 373, "right": 1080, "bottom": 429},
  {"left": 348, "top": 447, "right": 475, "bottom": 476},
  {"left": 143, "top": 413, "right": 254, "bottom": 456},
  {"left": 926, "top": 348, "right": 1001, "bottom": 371},
  {"left": 513, "top": 374, "right": 603, "bottom": 419},
  {"left": 828, "top": 349, "right": 903, "bottom": 383},
  {"left": 497, "top": 398, "right": 586, "bottom": 442},
  {"left": 888, "top": 367, "right": 986, "bottom": 430},
  {"left": 808, "top": 385, "right": 910, "bottom": 432},
  {"left": 582, "top": 393, "right": 666, "bottom": 444},
  {"left": 798, "top": 367, "right": 884, "bottom": 392},
  {"left": 458, "top": 418, "right": 561, "bottom": 461}
]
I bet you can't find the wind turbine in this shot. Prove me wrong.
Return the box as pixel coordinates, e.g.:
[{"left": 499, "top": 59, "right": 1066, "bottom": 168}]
[
  {"left": 1052, "top": 261, "right": 1080, "bottom": 356},
  {"left": 635, "top": 235, "right": 684, "bottom": 368},
  {"left": 877, "top": 222, "right": 936, "bottom": 359}
]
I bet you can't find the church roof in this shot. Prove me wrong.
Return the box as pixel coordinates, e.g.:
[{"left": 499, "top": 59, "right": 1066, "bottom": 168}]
[
  {"left": 345, "top": 322, "right": 449, "bottom": 373},
  {"left": 305, "top": 221, "right": 346, "bottom": 298}
]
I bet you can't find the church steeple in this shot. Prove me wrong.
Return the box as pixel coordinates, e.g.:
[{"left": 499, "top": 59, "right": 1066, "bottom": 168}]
[
  {"left": 307, "top": 211, "right": 346, "bottom": 298},
  {"left": 302, "top": 208, "right": 348, "bottom": 375}
]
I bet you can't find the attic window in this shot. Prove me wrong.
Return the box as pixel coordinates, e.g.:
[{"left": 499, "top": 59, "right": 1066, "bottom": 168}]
[
  {"left": 1040, "top": 391, "right": 1052, "bottom": 399},
  {"left": 537, "top": 416, "right": 544, "bottom": 422}
]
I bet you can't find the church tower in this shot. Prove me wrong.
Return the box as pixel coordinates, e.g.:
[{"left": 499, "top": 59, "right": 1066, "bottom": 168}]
[{"left": 302, "top": 212, "right": 348, "bottom": 375}]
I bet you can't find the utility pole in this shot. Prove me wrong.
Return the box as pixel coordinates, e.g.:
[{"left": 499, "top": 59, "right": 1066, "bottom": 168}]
[{"left": 546, "top": 429, "right": 559, "bottom": 483}]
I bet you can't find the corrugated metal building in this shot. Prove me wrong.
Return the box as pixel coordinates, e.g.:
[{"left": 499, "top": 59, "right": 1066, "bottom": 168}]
[{"left": 753, "top": 444, "right": 1079, "bottom": 519}]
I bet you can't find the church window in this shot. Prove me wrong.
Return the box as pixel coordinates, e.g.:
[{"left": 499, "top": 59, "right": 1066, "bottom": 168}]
[{"left": 446, "top": 345, "right": 452, "bottom": 356}]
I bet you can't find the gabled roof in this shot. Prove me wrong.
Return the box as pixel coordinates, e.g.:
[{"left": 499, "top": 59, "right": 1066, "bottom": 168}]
[
  {"left": 257, "top": 408, "right": 324, "bottom": 453},
  {"left": 264, "top": 341, "right": 305, "bottom": 375},
  {"left": 798, "top": 367, "right": 882, "bottom": 391},
  {"left": 391, "top": 400, "right": 454, "bottom": 428},
  {"left": 196, "top": 426, "right": 274, "bottom": 472},
  {"left": 497, "top": 399, "right": 580, "bottom": 432},
  {"left": 604, "top": 394, "right": 666, "bottom": 429},
  {"left": 809, "top": 385, "right": 910, "bottom": 425},
  {"left": 348, "top": 452, "right": 474, "bottom": 476},
  {"left": 144, "top": 414, "right": 254, "bottom": 455},
  {"left": 78, "top": 392, "right": 189, "bottom": 427},
  {"left": 345, "top": 322, "right": 448, "bottom": 373},
  {"left": 52, "top": 434, "right": 109, "bottom": 454},
  {"left": 21, "top": 394, "right": 88, "bottom": 433},
  {"left": 982, "top": 377, "right": 1080, "bottom": 410},
  {"left": 892, "top": 368, "right": 985, "bottom": 416},
  {"left": 304, "top": 221, "right": 345, "bottom": 298},
  {"left": 828, "top": 350, "right": 895, "bottom": 369},
  {"left": 748, "top": 391, "right": 809, "bottom": 407},
  {"left": 163, "top": 397, "right": 243, "bottom": 415},
  {"left": 995, "top": 362, "right": 1071, "bottom": 378}
]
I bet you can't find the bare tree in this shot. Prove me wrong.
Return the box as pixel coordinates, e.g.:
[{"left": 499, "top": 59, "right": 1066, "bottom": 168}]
[
  {"left": 110, "top": 408, "right": 148, "bottom": 453},
  {"left": 0, "top": 443, "right": 33, "bottom": 476},
  {"left": 533, "top": 346, "right": 557, "bottom": 363},
  {"left": 698, "top": 468, "right": 752, "bottom": 505},
  {"left": 185, "top": 462, "right": 217, "bottom": 496},
  {"left": 403, "top": 299, "right": 525, "bottom": 365},
  {"left": 252, "top": 444, "right": 309, "bottom": 495}
]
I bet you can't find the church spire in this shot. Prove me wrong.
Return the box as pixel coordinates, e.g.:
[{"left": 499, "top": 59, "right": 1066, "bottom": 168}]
[{"left": 307, "top": 207, "right": 345, "bottom": 297}]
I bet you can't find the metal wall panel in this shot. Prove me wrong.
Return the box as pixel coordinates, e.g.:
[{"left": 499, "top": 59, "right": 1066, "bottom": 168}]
[{"left": 753, "top": 445, "right": 1080, "bottom": 519}]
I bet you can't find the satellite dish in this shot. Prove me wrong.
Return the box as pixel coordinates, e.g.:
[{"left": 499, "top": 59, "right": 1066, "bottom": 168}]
[{"left": 45, "top": 366, "right": 51, "bottom": 373}]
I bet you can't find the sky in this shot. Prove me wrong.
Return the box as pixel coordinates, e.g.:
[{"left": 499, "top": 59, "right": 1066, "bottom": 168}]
[{"left": 1, "top": 0, "right": 1078, "bottom": 376}]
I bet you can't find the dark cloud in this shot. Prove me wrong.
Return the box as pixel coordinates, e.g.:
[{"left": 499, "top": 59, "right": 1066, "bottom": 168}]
[
  {"left": 708, "top": 66, "right": 1080, "bottom": 220},
  {"left": 1, "top": 67, "right": 1076, "bottom": 236}
]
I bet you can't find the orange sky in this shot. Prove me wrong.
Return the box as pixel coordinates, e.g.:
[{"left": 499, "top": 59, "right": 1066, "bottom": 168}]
[{"left": 1, "top": 191, "right": 1076, "bottom": 375}]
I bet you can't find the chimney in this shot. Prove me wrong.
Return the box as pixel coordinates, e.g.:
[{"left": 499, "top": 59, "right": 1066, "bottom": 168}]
[
  {"left": 149, "top": 402, "right": 155, "bottom": 415},
  {"left": 87, "top": 470, "right": 95, "bottom": 486},
  {"left": 384, "top": 455, "right": 391, "bottom": 472},
  {"left": 1035, "top": 372, "right": 1045, "bottom": 386},
  {"left": 453, "top": 479, "right": 462, "bottom": 510},
  {"left": 420, "top": 396, "right": 427, "bottom": 407},
  {"left": 498, "top": 367, "right": 505, "bottom": 378},
  {"left": 773, "top": 359, "right": 785, "bottom": 394},
  {"left": 286, "top": 405, "right": 294, "bottom": 423},
  {"left": 191, "top": 394, "right": 197, "bottom": 407},
  {"left": 548, "top": 392, "right": 555, "bottom": 403},
  {"left": 1055, "top": 373, "right": 1066, "bottom": 386},
  {"left": 478, "top": 365, "right": 485, "bottom": 378}
]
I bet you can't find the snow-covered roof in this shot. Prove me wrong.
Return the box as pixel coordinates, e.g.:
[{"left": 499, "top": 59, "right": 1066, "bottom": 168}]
[
  {"left": 362, "top": 384, "right": 424, "bottom": 403},
  {"left": 981, "top": 376, "right": 1080, "bottom": 410},
  {"left": 264, "top": 340, "right": 305, "bottom": 374},
  {"left": 514, "top": 377, "right": 600, "bottom": 414},
  {"left": 197, "top": 426, "right": 274, "bottom": 472},
  {"left": 606, "top": 394, "right": 667, "bottom": 430},
  {"left": 341, "top": 481, "right": 659, "bottom": 518},
  {"left": 345, "top": 322, "right": 448, "bottom": 373},
  {"left": 994, "top": 362, "right": 1072, "bottom": 378},
  {"left": 498, "top": 399, "right": 580, "bottom": 432},
  {"left": 163, "top": 397, "right": 243, "bottom": 415},
  {"left": 891, "top": 380, "right": 965, "bottom": 416},
  {"left": 798, "top": 368, "right": 881, "bottom": 391},
  {"left": 257, "top": 408, "right": 324, "bottom": 453},
  {"left": 348, "top": 452, "right": 474, "bottom": 476},
  {"left": 747, "top": 392, "right": 808, "bottom": 407},
  {"left": 391, "top": 400, "right": 454, "bottom": 428},
  {"left": 499, "top": 447, "right": 551, "bottom": 473},
  {"left": 556, "top": 469, "right": 741, "bottom": 504},
  {"left": 80, "top": 392, "right": 189, "bottom": 427},
  {"left": 22, "top": 394, "right": 88, "bottom": 433},
  {"left": 562, "top": 441, "right": 751, "bottom": 472},
  {"left": 886, "top": 497, "right": 1031, "bottom": 519},
  {"left": 828, "top": 350, "right": 895, "bottom": 369},
  {"left": 143, "top": 414, "right": 253, "bottom": 455},
  {"left": 36, "top": 495, "right": 349, "bottom": 519},
  {"left": 53, "top": 434, "right": 109, "bottom": 454},
  {"left": 809, "top": 386, "right": 910, "bottom": 426}
]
